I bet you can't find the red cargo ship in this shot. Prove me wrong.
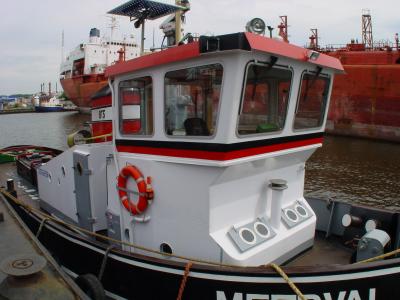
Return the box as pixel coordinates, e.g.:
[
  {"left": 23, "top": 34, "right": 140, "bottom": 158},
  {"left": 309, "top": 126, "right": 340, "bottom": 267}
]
[
  {"left": 307, "top": 12, "right": 400, "bottom": 142},
  {"left": 60, "top": 25, "right": 140, "bottom": 113}
]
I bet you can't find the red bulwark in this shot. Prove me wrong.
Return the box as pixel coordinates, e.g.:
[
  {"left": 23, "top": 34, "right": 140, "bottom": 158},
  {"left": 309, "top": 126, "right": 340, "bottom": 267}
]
[
  {"left": 106, "top": 42, "right": 201, "bottom": 78},
  {"left": 92, "top": 96, "right": 112, "bottom": 109},
  {"left": 244, "top": 33, "right": 344, "bottom": 72}
]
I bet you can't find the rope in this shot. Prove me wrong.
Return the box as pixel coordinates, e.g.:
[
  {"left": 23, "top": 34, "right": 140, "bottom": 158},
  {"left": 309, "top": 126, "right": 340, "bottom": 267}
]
[
  {"left": 176, "top": 262, "right": 193, "bottom": 300},
  {"left": 36, "top": 217, "right": 50, "bottom": 238},
  {"left": 83, "top": 133, "right": 112, "bottom": 142},
  {"left": 355, "top": 247, "right": 400, "bottom": 264},
  {"left": 269, "top": 263, "right": 306, "bottom": 300},
  {"left": 98, "top": 245, "right": 115, "bottom": 281},
  {"left": 0, "top": 187, "right": 344, "bottom": 298},
  {"left": 0, "top": 188, "right": 228, "bottom": 267}
]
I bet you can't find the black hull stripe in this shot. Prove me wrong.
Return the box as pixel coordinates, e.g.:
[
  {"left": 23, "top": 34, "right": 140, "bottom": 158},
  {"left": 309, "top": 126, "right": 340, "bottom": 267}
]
[{"left": 116, "top": 132, "right": 324, "bottom": 152}]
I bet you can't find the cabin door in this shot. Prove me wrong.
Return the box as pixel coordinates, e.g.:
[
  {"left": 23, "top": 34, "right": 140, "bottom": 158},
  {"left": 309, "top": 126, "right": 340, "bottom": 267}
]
[{"left": 73, "top": 151, "right": 94, "bottom": 231}]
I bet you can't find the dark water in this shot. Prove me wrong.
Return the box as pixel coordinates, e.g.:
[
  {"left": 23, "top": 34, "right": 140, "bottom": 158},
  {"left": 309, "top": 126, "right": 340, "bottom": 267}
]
[
  {"left": 305, "top": 136, "right": 400, "bottom": 210},
  {"left": 0, "top": 112, "right": 399, "bottom": 208}
]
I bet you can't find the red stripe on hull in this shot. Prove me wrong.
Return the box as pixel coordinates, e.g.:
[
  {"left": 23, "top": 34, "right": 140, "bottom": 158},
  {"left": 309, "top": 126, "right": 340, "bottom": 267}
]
[{"left": 116, "top": 138, "right": 323, "bottom": 161}]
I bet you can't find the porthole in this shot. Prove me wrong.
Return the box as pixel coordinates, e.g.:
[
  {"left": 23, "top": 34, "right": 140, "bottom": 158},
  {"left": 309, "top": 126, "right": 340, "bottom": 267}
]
[
  {"left": 239, "top": 228, "right": 256, "bottom": 245},
  {"left": 254, "top": 222, "right": 270, "bottom": 238},
  {"left": 285, "top": 209, "right": 299, "bottom": 223},
  {"left": 295, "top": 204, "right": 308, "bottom": 218},
  {"left": 160, "top": 243, "right": 173, "bottom": 255},
  {"left": 124, "top": 229, "right": 130, "bottom": 240}
]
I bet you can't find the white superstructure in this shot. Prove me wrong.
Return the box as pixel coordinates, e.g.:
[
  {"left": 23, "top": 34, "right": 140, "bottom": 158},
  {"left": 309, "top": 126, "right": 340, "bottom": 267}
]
[{"left": 60, "top": 28, "right": 141, "bottom": 79}]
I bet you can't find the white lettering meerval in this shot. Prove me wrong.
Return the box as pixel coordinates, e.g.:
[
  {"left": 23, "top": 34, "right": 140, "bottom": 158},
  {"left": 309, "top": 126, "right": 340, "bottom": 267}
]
[{"left": 216, "top": 288, "right": 376, "bottom": 300}]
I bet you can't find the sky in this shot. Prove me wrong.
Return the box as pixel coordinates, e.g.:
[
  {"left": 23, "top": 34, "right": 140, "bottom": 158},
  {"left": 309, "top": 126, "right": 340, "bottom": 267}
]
[{"left": 0, "top": 0, "right": 398, "bottom": 95}]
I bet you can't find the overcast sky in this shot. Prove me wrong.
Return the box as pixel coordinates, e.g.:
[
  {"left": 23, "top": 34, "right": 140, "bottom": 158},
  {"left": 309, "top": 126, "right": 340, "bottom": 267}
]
[{"left": 0, "top": 0, "right": 398, "bottom": 95}]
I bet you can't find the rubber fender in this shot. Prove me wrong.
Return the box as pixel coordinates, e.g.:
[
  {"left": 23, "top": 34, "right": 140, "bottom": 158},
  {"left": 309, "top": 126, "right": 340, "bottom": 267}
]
[
  {"left": 67, "top": 129, "right": 92, "bottom": 147},
  {"left": 75, "top": 273, "right": 106, "bottom": 300}
]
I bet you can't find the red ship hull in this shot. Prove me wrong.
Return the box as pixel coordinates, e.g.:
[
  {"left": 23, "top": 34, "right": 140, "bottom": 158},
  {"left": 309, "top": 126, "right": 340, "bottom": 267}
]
[
  {"left": 326, "top": 50, "right": 400, "bottom": 142},
  {"left": 60, "top": 74, "right": 108, "bottom": 113}
]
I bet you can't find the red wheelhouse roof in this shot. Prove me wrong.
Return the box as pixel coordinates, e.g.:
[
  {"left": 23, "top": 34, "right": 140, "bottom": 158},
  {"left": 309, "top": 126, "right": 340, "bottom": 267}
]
[{"left": 106, "top": 32, "right": 343, "bottom": 78}]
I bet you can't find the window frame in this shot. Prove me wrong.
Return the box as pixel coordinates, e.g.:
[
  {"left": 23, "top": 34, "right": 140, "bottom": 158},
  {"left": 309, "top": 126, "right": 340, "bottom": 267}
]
[
  {"left": 236, "top": 61, "right": 294, "bottom": 138},
  {"left": 292, "top": 70, "right": 332, "bottom": 132},
  {"left": 163, "top": 62, "right": 225, "bottom": 140},
  {"left": 118, "top": 75, "right": 154, "bottom": 137}
]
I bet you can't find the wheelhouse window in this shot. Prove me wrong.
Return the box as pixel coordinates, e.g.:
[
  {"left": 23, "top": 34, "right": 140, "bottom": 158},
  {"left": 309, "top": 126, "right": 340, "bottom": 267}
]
[
  {"left": 238, "top": 64, "right": 292, "bottom": 135},
  {"left": 294, "top": 72, "right": 331, "bottom": 130},
  {"left": 165, "top": 64, "right": 223, "bottom": 137},
  {"left": 119, "top": 76, "right": 153, "bottom": 135}
]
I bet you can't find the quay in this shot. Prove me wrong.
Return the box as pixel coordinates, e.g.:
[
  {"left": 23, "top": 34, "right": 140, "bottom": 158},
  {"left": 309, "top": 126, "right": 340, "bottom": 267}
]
[
  {"left": 0, "top": 109, "right": 35, "bottom": 115},
  {"left": 0, "top": 178, "right": 88, "bottom": 299}
]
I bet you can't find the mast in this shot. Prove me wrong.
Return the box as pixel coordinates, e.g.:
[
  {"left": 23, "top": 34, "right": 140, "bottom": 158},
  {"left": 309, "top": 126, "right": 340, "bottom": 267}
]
[
  {"left": 309, "top": 29, "right": 319, "bottom": 50},
  {"left": 278, "top": 16, "right": 289, "bottom": 43},
  {"left": 362, "top": 9, "right": 373, "bottom": 49},
  {"left": 175, "top": 0, "right": 182, "bottom": 45},
  {"left": 61, "top": 30, "right": 65, "bottom": 64}
]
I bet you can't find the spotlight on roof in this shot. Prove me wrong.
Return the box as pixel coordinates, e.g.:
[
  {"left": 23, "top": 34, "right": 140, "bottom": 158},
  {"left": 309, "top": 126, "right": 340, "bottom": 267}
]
[
  {"left": 246, "top": 18, "right": 266, "bottom": 35},
  {"left": 307, "top": 50, "right": 320, "bottom": 61}
]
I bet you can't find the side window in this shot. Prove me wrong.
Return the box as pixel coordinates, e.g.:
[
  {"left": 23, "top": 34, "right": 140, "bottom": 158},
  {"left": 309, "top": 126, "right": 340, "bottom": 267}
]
[
  {"left": 238, "top": 64, "right": 292, "bottom": 135},
  {"left": 294, "top": 72, "right": 331, "bottom": 130},
  {"left": 119, "top": 76, "right": 153, "bottom": 135},
  {"left": 165, "top": 64, "right": 223, "bottom": 137}
]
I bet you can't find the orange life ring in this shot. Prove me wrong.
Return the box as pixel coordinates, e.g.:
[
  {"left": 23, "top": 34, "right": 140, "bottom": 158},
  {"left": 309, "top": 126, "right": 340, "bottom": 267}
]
[{"left": 117, "top": 165, "right": 153, "bottom": 215}]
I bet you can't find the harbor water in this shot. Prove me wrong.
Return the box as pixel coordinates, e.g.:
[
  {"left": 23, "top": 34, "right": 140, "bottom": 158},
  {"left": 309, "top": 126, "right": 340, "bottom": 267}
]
[{"left": 0, "top": 112, "right": 399, "bottom": 209}]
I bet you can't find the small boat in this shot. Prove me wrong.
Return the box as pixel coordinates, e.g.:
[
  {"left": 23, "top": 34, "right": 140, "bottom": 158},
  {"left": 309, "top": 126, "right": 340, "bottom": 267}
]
[
  {"left": 1, "top": 1, "right": 400, "bottom": 300},
  {"left": 34, "top": 95, "right": 66, "bottom": 112}
]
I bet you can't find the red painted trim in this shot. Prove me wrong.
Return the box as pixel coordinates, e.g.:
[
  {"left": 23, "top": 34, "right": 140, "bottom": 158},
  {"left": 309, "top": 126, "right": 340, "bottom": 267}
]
[
  {"left": 106, "top": 42, "right": 201, "bottom": 77},
  {"left": 245, "top": 33, "right": 344, "bottom": 72},
  {"left": 91, "top": 96, "right": 112, "bottom": 109},
  {"left": 116, "top": 138, "right": 323, "bottom": 161}
]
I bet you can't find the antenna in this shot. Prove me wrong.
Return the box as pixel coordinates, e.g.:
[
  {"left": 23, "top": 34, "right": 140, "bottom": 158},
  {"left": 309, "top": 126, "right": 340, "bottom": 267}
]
[
  {"left": 152, "top": 27, "right": 155, "bottom": 49},
  {"left": 61, "top": 30, "right": 65, "bottom": 63},
  {"left": 362, "top": 9, "right": 373, "bottom": 49},
  {"left": 108, "top": 15, "right": 119, "bottom": 42}
]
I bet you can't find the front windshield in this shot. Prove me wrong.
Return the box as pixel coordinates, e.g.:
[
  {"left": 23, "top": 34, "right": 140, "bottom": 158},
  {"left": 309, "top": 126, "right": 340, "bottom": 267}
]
[
  {"left": 165, "top": 64, "right": 223, "bottom": 137},
  {"left": 238, "top": 64, "right": 292, "bottom": 135},
  {"left": 294, "top": 72, "right": 331, "bottom": 130}
]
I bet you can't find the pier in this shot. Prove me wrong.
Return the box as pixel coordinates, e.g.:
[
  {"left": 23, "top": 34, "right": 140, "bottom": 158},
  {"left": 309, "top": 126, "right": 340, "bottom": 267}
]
[{"left": 0, "top": 177, "right": 88, "bottom": 299}]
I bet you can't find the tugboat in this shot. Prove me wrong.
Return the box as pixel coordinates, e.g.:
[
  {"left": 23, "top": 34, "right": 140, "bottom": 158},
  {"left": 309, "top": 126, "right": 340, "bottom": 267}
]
[{"left": 1, "top": 1, "right": 400, "bottom": 299}]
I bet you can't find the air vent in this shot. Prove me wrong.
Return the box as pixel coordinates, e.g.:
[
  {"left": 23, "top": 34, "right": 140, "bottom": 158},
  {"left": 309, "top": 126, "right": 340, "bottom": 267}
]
[
  {"left": 228, "top": 217, "right": 276, "bottom": 253},
  {"left": 282, "top": 200, "right": 313, "bottom": 228}
]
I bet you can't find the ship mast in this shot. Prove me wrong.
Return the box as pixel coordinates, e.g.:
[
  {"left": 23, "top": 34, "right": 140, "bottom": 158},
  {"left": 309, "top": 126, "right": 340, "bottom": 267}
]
[
  {"left": 61, "top": 30, "right": 64, "bottom": 64},
  {"left": 278, "top": 16, "right": 289, "bottom": 43},
  {"left": 362, "top": 9, "right": 373, "bottom": 49},
  {"left": 175, "top": 0, "right": 182, "bottom": 45}
]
